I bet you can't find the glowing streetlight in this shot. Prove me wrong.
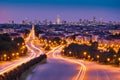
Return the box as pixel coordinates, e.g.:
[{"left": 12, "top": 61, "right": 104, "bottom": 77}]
[
  {"left": 22, "top": 46, "right": 25, "bottom": 49},
  {"left": 118, "top": 58, "right": 120, "bottom": 61},
  {"left": 83, "top": 52, "right": 87, "bottom": 59},
  {"left": 107, "top": 58, "right": 110, "bottom": 62},
  {"left": 3, "top": 54, "right": 7, "bottom": 57},
  {"left": 83, "top": 52, "right": 87, "bottom": 55},
  {"left": 49, "top": 40, "right": 51, "bottom": 43},
  {"left": 16, "top": 53, "right": 19, "bottom": 56},
  {"left": 69, "top": 51, "right": 72, "bottom": 55},
  {"left": 3, "top": 54, "right": 7, "bottom": 61},
  {"left": 96, "top": 55, "right": 100, "bottom": 59},
  {"left": 62, "top": 50, "right": 64, "bottom": 52},
  {"left": 88, "top": 55, "right": 91, "bottom": 59},
  {"left": 12, "top": 53, "right": 15, "bottom": 57}
]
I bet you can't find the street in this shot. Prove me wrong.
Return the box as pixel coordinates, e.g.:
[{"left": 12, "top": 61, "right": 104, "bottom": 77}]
[
  {"left": 0, "top": 25, "right": 43, "bottom": 75},
  {"left": 26, "top": 44, "right": 120, "bottom": 80},
  {"left": 0, "top": 25, "right": 120, "bottom": 80}
]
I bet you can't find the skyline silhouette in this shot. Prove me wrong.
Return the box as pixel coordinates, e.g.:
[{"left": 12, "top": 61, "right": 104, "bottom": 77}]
[{"left": 0, "top": 0, "right": 120, "bottom": 23}]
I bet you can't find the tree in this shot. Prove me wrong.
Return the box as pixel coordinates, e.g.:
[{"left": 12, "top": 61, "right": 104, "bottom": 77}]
[
  {"left": 52, "top": 37, "right": 61, "bottom": 44},
  {"left": 0, "top": 33, "right": 11, "bottom": 42},
  {"left": 91, "top": 41, "right": 98, "bottom": 50}
]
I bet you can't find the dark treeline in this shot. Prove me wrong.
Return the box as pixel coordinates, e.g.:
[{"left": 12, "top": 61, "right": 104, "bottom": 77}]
[
  {"left": 0, "top": 33, "right": 27, "bottom": 61},
  {"left": 62, "top": 42, "right": 120, "bottom": 65},
  {"left": 0, "top": 54, "right": 47, "bottom": 80}
]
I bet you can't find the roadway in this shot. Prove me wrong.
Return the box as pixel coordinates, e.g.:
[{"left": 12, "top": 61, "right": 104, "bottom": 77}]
[
  {"left": 0, "top": 25, "right": 43, "bottom": 75},
  {"left": 26, "top": 46, "right": 82, "bottom": 80},
  {"left": 52, "top": 47, "right": 120, "bottom": 80},
  {"left": 83, "top": 61, "right": 120, "bottom": 80},
  {"left": 26, "top": 25, "right": 120, "bottom": 80},
  {"left": 1, "top": 24, "right": 119, "bottom": 80},
  {"left": 53, "top": 47, "right": 120, "bottom": 80},
  {"left": 26, "top": 45, "right": 120, "bottom": 80}
]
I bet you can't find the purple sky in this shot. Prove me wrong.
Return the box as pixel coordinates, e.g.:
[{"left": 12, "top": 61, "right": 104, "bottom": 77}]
[{"left": 0, "top": 0, "right": 120, "bottom": 23}]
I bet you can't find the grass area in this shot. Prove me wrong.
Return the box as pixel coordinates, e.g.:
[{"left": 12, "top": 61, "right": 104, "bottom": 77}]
[{"left": 20, "top": 59, "right": 47, "bottom": 80}]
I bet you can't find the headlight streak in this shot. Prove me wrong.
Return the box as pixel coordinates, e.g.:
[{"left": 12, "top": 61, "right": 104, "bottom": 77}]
[{"left": 49, "top": 46, "right": 86, "bottom": 80}]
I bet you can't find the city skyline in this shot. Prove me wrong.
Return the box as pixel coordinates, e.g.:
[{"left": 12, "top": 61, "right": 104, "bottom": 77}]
[
  {"left": 0, "top": 0, "right": 120, "bottom": 23},
  {"left": 0, "top": 1, "right": 120, "bottom": 80}
]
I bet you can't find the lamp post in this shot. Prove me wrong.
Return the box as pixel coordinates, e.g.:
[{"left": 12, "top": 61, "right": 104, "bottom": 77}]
[
  {"left": 107, "top": 58, "right": 110, "bottom": 64},
  {"left": 3, "top": 54, "right": 7, "bottom": 57},
  {"left": 83, "top": 52, "right": 87, "bottom": 59},
  {"left": 96, "top": 55, "right": 100, "bottom": 62},
  {"left": 69, "top": 51, "right": 72, "bottom": 56},
  {"left": 3, "top": 54, "right": 7, "bottom": 61},
  {"left": 12, "top": 53, "right": 15, "bottom": 57},
  {"left": 88, "top": 55, "right": 91, "bottom": 60}
]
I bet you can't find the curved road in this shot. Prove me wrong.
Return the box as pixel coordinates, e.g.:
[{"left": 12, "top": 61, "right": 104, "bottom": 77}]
[
  {"left": 26, "top": 45, "right": 120, "bottom": 80},
  {"left": 26, "top": 46, "right": 86, "bottom": 80},
  {"left": 0, "top": 25, "right": 43, "bottom": 75},
  {"left": 53, "top": 47, "right": 120, "bottom": 80},
  {"left": 26, "top": 47, "right": 82, "bottom": 80}
]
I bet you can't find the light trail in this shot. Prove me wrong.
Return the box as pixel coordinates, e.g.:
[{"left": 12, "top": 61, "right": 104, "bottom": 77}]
[
  {"left": 0, "top": 24, "right": 43, "bottom": 75},
  {"left": 31, "top": 41, "right": 44, "bottom": 56},
  {"left": 0, "top": 44, "right": 35, "bottom": 75},
  {"left": 50, "top": 46, "right": 86, "bottom": 80},
  {"left": 46, "top": 46, "right": 61, "bottom": 55},
  {"left": 29, "top": 25, "right": 44, "bottom": 56}
]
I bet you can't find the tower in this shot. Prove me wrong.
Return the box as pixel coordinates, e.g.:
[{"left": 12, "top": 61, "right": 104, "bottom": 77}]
[
  {"left": 100, "top": 17, "right": 103, "bottom": 24},
  {"left": 93, "top": 16, "right": 96, "bottom": 23},
  {"left": 57, "top": 15, "right": 60, "bottom": 25}
]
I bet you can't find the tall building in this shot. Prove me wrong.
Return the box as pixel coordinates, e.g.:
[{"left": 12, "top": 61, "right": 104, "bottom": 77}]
[
  {"left": 100, "top": 17, "right": 103, "bottom": 24},
  {"left": 57, "top": 15, "right": 61, "bottom": 25},
  {"left": 93, "top": 16, "right": 96, "bottom": 23}
]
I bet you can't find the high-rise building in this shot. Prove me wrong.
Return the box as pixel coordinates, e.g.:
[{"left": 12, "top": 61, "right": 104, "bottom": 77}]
[
  {"left": 8, "top": 19, "right": 14, "bottom": 24},
  {"left": 8, "top": 19, "right": 11, "bottom": 24},
  {"left": 57, "top": 15, "right": 60, "bottom": 25},
  {"left": 100, "top": 17, "right": 103, "bottom": 24},
  {"left": 93, "top": 16, "right": 96, "bottom": 23}
]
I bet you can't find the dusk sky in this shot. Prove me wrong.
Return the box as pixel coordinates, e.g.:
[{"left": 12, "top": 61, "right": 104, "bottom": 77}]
[{"left": 0, "top": 0, "right": 120, "bottom": 23}]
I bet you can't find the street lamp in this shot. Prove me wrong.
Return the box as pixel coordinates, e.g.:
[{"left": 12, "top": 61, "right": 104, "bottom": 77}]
[
  {"left": 96, "top": 55, "right": 99, "bottom": 59},
  {"left": 3, "top": 54, "right": 7, "bottom": 61},
  {"left": 88, "top": 55, "right": 91, "bottom": 60},
  {"left": 83, "top": 52, "right": 87, "bottom": 55},
  {"left": 62, "top": 50, "right": 64, "bottom": 53},
  {"left": 107, "top": 58, "right": 110, "bottom": 62},
  {"left": 118, "top": 58, "right": 120, "bottom": 61},
  {"left": 96, "top": 55, "right": 100, "bottom": 62},
  {"left": 49, "top": 40, "right": 51, "bottom": 43},
  {"left": 69, "top": 51, "right": 72, "bottom": 55},
  {"left": 16, "top": 53, "right": 19, "bottom": 56},
  {"left": 12, "top": 53, "right": 15, "bottom": 57},
  {"left": 83, "top": 52, "right": 87, "bottom": 59},
  {"left": 3, "top": 54, "right": 7, "bottom": 57}
]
